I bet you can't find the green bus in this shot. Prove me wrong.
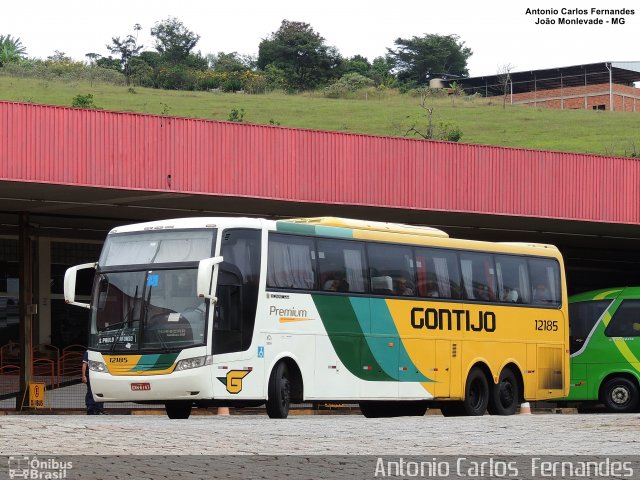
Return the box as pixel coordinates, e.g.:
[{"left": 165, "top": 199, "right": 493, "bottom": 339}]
[{"left": 567, "top": 287, "right": 640, "bottom": 413}]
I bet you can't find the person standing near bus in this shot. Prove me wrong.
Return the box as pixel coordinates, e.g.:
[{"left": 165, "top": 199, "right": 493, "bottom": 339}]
[{"left": 82, "top": 351, "right": 105, "bottom": 415}]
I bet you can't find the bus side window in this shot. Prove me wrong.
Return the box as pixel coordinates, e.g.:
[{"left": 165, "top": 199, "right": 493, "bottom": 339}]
[
  {"left": 459, "top": 252, "right": 497, "bottom": 302},
  {"left": 605, "top": 300, "right": 640, "bottom": 337},
  {"left": 528, "top": 258, "right": 561, "bottom": 307},
  {"left": 495, "top": 255, "right": 530, "bottom": 304},
  {"left": 367, "top": 244, "right": 415, "bottom": 297},
  {"left": 317, "top": 238, "right": 367, "bottom": 294}
]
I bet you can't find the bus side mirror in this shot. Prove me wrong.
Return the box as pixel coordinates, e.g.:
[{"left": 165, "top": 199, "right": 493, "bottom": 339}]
[
  {"left": 64, "top": 262, "right": 97, "bottom": 309},
  {"left": 197, "top": 256, "right": 223, "bottom": 301}
]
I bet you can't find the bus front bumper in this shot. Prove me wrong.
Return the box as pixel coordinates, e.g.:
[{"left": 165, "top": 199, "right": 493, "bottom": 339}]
[{"left": 89, "top": 366, "right": 214, "bottom": 402}]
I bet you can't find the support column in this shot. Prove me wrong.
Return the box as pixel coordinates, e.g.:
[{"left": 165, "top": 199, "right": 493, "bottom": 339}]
[
  {"left": 17, "top": 213, "right": 34, "bottom": 410},
  {"left": 38, "top": 238, "right": 51, "bottom": 345}
]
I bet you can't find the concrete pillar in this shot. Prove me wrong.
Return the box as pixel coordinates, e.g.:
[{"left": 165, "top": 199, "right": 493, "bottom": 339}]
[
  {"left": 38, "top": 238, "right": 51, "bottom": 345},
  {"left": 17, "top": 213, "right": 33, "bottom": 410}
]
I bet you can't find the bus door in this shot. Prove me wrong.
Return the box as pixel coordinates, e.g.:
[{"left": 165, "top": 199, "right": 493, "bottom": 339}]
[
  {"left": 434, "top": 339, "right": 453, "bottom": 397},
  {"left": 210, "top": 229, "right": 262, "bottom": 398}
]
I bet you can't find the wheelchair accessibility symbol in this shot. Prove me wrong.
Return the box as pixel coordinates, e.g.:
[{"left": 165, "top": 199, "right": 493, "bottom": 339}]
[{"left": 257, "top": 346, "right": 264, "bottom": 358}]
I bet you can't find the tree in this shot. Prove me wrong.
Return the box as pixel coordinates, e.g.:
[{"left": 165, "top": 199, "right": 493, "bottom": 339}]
[
  {"left": 0, "top": 34, "right": 27, "bottom": 66},
  {"left": 497, "top": 63, "right": 514, "bottom": 110},
  {"left": 95, "top": 56, "right": 122, "bottom": 71},
  {"left": 387, "top": 34, "right": 472, "bottom": 86},
  {"left": 47, "top": 50, "right": 71, "bottom": 62},
  {"left": 257, "top": 20, "right": 342, "bottom": 91},
  {"left": 151, "top": 17, "right": 200, "bottom": 65},
  {"left": 342, "top": 55, "right": 371, "bottom": 76},
  {"left": 369, "top": 56, "right": 395, "bottom": 86},
  {"left": 85, "top": 53, "right": 101, "bottom": 65},
  {"left": 208, "top": 52, "right": 253, "bottom": 72},
  {"left": 404, "top": 89, "right": 462, "bottom": 142},
  {"left": 107, "top": 24, "right": 143, "bottom": 85}
]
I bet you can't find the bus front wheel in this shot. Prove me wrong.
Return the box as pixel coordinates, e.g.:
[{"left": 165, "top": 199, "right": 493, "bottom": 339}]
[
  {"left": 266, "top": 362, "right": 291, "bottom": 419},
  {"left": 488, "top": 368, "right": 519, "bottom": 415},
  {"left": 165, "top": 401, "right": 192, "bottom": 419},
  {"left": 462, "top": 367, "right": 489, "bottom": 416},
  {"left": 601, "top": 377, "right": 639, "bottom": 413}
]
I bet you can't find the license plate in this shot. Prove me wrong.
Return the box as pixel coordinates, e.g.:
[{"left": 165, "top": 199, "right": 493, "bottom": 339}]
[{"left": 130, "top": 383, "right": 151, "bottom": 391}]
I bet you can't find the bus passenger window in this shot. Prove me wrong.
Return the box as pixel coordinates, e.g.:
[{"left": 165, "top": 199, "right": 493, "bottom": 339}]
[
  {"left": 317, "top": 239, "right": 367, "bottom": 294},
  {"left": 528, "top": 258, "right": 561, "bottom": 307},
  {"left": 367, "top": 244, "right": 415, "bottom": 297}
]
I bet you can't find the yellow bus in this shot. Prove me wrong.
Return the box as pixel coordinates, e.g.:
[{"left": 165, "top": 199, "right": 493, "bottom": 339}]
[{"left": 65, "top": 216, "right": 569, "bottom": 418}]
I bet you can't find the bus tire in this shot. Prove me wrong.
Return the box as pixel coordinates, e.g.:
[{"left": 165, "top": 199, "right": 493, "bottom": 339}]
[
  {"left": 400, "top": 401, "right": 428, "bottom": 417},
  {"left": 601, "top": 377, "right": 639, "bottom": 413},
  {"left": 359, "top": 401, "right": 386, "bottom": 418},
  {"left": 266, "top": 362, "right": 291, "bottom": 419},
  {"left": 440, "top": 402, "right": 465, "bottom": 417},
  {"left": 360, "top": 401, "right": 427, "bottom": 418},
  {"left": 462, "top": 367, "right": 489, "bottom": 416},
  {"left": 165, "top": 401, "right": 192, "bottom": 419},
  {"left": 488, "top": 368, "right": 519, "bottom": 415}
]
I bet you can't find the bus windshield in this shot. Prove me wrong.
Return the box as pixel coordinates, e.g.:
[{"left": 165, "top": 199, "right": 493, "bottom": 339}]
[
  {"left": 99, "top": 229, "right": 215, "bottom": 266},
  {"left": 90, "top": 268, "right": 207, "bottom": 352}
]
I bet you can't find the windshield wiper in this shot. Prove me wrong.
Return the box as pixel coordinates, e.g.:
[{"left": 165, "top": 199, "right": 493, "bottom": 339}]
[
  {"left": 155, "top": 330, "right": 170, "bottom": 353},
  {"left": 110, "top": 285, "right": 139, "bottom": 353}
]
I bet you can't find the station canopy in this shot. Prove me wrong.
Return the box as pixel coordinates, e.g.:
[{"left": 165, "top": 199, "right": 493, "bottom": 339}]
[{"left": 461, "top": 61, "right": 640, "bottom": 96}]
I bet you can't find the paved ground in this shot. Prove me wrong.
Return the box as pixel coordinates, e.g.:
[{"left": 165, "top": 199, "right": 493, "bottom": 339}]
[
  {"left": 1, "top": 412, "right": 639, "bottom": 456},
  {"left": 1, "top": 413, "right": 639, "bottom": 479}
]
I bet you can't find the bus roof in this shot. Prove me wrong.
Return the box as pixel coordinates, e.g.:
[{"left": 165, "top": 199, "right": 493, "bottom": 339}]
[
  {"left": 281, "top": 217, "right": 449, "bottom": 238},
  {"left": 569, "top": 287, "right": 626, "bottom": 303}
]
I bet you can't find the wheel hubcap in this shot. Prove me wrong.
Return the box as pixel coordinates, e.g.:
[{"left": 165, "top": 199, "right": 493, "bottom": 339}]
[
  {"left": 281, "top": 378, "right": 290, "bottom": 408},
  {"left": 470, "top": 380, "right": 483, "bottom": 409},
  {"left": 611, "top": 386, "right": 630, "bottom": 406},
  {"left": 500, "top": 381, "right": 514, "bottom": 407}
]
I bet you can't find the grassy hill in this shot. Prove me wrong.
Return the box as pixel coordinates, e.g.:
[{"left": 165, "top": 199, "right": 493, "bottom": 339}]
[{"left": 1, "top": 75, "right": 639, "bottom": 157}]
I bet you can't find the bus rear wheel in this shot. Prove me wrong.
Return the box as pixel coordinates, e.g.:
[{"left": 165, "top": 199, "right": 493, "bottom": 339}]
[
  {"left": 359, "top": 401, "right": 386, "bottom": 418},
  {"left": 266, "top": 362, "right": 291, "bottom": 419},
  {"left": 462, "top": 367, "right": 489, "bottom": 416},
  {"left": 601, "top": 377, "right": 639, "bottom": 413},
  {"left": 439, "top": 402, "right": 465, "bottom": 417},
  {"left": 359, "top": 401, "right": 428, "bottom": 418},
  {"left": 165, "top": 401, "right": 192, "bottom": 419},
  {"left": 488, "top": 368, "right": 519, "bottom": 415}
]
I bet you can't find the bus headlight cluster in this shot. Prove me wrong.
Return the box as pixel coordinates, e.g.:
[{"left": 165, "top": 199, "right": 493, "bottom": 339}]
[
  {"left": 175, "top": 356, "right": 212, "bottom": 371},
  {"left": 88, "top": 361, "right": 106, "bottom": 372}
]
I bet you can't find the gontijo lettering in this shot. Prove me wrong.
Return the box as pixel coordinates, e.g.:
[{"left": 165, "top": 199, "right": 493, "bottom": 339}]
[{"left": 411, "top": 307, "right": 496, "bottom": 332}]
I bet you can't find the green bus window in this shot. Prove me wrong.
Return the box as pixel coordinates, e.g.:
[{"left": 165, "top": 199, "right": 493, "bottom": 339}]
[
  {"left": 605, "top": 300, "right": 640, "bottom": 338},
  {"left": 569, "top": 300, "right": 611, "bottom": 353}
]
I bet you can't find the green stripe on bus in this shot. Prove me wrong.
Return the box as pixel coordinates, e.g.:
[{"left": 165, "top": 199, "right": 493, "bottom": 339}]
[
  {"left": 276, "top": 221, "right": 353, "bottom": 238},
  {"left": 368, "top": 298, "right": 432, "bottom": 382},
  {"left": 276, "top": 222, "right": 317, "bottom": 235},
  {"left": 129, "top": 353, "right": 179, "bottom": 372},
  {"left": 312, "top": 295, "right": 394, "bottom": 381}
]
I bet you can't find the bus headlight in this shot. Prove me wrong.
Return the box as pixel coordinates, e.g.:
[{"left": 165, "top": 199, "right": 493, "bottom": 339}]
[
  {"left": 88, "top": 361, "right": 106, "bottom": 372},
  {"left": 175, "top": 356, "right": 212, "bottom": 371}
]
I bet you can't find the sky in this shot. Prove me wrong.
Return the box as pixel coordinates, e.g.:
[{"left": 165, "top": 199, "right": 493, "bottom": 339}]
[{"left": 1, "top": 0, "right": 638, "bottom": 77}]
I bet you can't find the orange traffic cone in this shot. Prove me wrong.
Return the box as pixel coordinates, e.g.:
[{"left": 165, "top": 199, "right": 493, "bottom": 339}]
[
  {"left": 217, "top": 406, "right": 230, "bottom": 416},
  {"left": 519, "top": 402, "right": 532, "bottom": 415}
]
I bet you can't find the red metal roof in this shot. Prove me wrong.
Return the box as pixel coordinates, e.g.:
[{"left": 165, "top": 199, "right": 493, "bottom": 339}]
[{"left": 1, "top": 101, "right": 639, "bottom": 225}]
